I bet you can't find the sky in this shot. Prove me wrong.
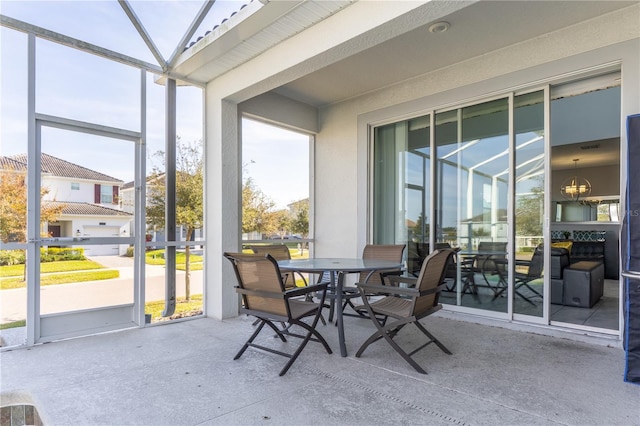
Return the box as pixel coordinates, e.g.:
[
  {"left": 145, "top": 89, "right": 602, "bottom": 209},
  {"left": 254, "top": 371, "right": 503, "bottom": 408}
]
[{"left": 0, "top": 0, "right": 310, "bottom": 209}]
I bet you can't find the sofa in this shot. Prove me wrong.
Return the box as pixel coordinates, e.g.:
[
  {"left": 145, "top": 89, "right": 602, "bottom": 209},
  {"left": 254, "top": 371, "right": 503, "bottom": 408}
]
[
  {"left": 548, "top": 242, "right": 605, "bottom": 307},
  {"left": 551, "top": 230, "right": 606, "bottom": 276},
  {"left": 550, "top": 247, "right": 571, "bottom": 305}
]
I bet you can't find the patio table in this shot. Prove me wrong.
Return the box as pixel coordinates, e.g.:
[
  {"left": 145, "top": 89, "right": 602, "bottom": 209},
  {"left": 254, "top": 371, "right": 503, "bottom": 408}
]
[{"left": 278, "top": 258, "right": 403, "bottom": 357}]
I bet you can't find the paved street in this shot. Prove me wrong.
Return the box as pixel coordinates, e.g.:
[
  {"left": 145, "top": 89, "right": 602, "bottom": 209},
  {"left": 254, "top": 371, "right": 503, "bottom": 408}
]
[{"left": 0, "top": 256, "right": 203, "bottom": 323}]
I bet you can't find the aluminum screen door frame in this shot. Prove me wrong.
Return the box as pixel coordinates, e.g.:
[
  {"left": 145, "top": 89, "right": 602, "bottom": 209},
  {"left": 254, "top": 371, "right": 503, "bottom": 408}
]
[{"left": 622, "top": 113, "right": 640, "bottom": 384}]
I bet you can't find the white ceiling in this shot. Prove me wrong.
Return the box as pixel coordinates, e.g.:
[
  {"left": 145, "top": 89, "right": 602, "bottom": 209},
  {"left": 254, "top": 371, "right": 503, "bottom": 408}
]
[
  {"left": 271, "top": 1, "right": 634, "bottom": 107},
  {"left": 551, "top": 139, "right": 620, "bottom": 170}
]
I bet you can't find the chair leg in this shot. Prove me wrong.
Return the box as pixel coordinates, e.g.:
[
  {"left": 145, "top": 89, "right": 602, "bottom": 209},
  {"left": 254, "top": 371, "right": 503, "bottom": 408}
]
[
  {"left": 414, "top": 321, "right": 451, "bottom": 355},
  {"left": 235, "top": 320, "right": 275, "bottom": 360},
  {"left": 377, "top": 319, "right": 429, "bottom": 374},
  {"left": 356, "top": 299, "right": 448, "bottom": 374},
  {"left": 279, "top": 308, "right": 332, "bottom": 376},
  {"left": 356, "top": 308, "right": 430, "bottom": 373}
]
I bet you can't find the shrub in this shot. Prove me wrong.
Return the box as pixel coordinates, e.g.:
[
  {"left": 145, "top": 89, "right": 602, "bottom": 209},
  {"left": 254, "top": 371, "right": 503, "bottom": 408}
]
[
  {"left": 40, "top": 247, "right": 86, "bottom": 262},
  {"left": 125, "top": 246, "right": 134, "bottom": 257},
  {"left": 0, "top": 250, "right": 25, "bottom": 266},
  {"left": 0, "top": 248, "right": 86, "bottom": 266}
]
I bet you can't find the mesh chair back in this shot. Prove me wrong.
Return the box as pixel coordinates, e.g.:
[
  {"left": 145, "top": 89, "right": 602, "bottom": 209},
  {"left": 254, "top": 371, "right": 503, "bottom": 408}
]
[
  {"left": 476, "top": 241, "right": 507, "bottom": 271},
  {"left": 226, "top": 253, "right": 288, "bottom": 317},
  {"left": 249, "top": 244, "right": 291, "bottom": 260},
  {"left": 249, "top": 244, "right": 296, "bottom": 288},
  {"left": 360, "top": 244, "right": 406, "bottom": 284},
  {"left": 527, "top": 245, "right": 545, "bottom": 278},
  {"left": 413, "top": 249, "right": 455, "bottom": 314}
]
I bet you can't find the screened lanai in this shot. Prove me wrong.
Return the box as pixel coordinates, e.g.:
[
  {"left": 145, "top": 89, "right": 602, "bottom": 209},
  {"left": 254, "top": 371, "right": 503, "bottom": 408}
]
[
  {"left": 0, "top": 0, "right": 256, "bottom": 346},
  {"left": 2, "top": 0, "right": 640, "bottom": 389}
]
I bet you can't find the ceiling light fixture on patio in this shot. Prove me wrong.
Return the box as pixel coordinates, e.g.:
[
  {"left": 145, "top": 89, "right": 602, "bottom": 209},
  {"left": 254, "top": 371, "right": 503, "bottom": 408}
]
[
  {"left": 561, "top": 158, "right": 592, "bottom": 201},
  {"left": 428, "top": 21, "right": 450, "bottom": 33}
]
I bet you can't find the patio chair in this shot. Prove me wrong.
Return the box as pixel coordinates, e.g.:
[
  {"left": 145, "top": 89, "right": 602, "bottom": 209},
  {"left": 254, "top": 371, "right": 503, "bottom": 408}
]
[
  {"left": 334, "top": 244, "right": 406, "bottom": 320},
  {"left": 248, "top": 244, "right": 308, "bottom": 289},
  {"left": 513, "top": 244, "right": 544, "bottom": 304},
  {"left": 354, "top": 249, "right": 455, "bottom": 374},
  {"left": 224, "top": 252, "right": 332, "bottom": 376},
  {"left": 492, "top": 244, "right": 544, "bottom": 305},
  {"left": 249, "top": 244, "right": 325, "bottom": 325}
]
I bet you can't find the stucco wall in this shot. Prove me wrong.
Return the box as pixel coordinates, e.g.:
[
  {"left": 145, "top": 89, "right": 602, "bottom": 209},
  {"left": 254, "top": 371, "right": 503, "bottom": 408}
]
[
  {"left": 314, "top": 5, "right": 639, "bottom": 259},
  {"left": 204, "top": 2, "right": 639, "bottom": 319}
]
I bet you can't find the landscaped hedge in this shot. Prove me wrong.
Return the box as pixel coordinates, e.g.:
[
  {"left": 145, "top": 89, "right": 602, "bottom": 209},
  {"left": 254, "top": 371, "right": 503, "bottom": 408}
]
[
  {"left": 41, "top": 247, "right": 85, "bottom": 262},
  {"left": 0, "top": 248, "right": 86, "bottom": 266}
]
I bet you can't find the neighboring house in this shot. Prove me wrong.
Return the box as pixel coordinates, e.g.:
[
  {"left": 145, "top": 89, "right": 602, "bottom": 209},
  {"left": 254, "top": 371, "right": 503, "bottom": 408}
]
[
  {"left": 1, "top": 153, "right": 132, "bottom": 256},
  {"left": 120, "top": 173, "right": 203, "bottom": 245}
]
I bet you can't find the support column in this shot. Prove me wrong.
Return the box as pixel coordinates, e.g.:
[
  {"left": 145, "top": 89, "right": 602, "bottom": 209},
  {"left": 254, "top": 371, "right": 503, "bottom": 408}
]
[{"left": 205, "top": 93, "right": 241, "bottom": 319}]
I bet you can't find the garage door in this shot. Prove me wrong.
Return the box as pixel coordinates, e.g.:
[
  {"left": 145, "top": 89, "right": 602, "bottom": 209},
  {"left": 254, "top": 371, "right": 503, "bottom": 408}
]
[{"left": 83, "top": 226, "right": 120, "bottom": 256}]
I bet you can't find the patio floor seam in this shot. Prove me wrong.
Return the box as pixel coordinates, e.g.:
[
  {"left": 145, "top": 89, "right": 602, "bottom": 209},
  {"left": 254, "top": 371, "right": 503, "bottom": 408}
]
[{"left": 307, "top": 366, "right": 470, "bottom": 425}]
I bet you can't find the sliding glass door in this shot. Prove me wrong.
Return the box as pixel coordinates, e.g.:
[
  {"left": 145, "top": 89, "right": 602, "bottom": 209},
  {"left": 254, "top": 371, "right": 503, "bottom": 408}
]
[
  {"left": 434, "top": 98, "right": 510, "bottom": 313},
  {"left": 514, "top": 91, "right": 546, "bottom": 318},
  {"left": 372, "top": 74, "right": 621, "bottom": 332},
  {"left": 372, "top": 115, "right": 431, "bottom": 277},
  {"left": 372, "top": 93, "right": 547, "bottom": 318}
]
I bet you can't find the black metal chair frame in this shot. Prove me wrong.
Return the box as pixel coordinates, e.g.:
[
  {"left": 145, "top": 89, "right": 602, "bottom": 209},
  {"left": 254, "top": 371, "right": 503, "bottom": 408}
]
[
  {"left": 492, "top": 246, "right": 544, "bottom": 305},
  {"left": 354, "top": 249, "right": 455, "bottom": 374},
  {"left": 224, "top": 252, "right": 332, "bottom": 376}
]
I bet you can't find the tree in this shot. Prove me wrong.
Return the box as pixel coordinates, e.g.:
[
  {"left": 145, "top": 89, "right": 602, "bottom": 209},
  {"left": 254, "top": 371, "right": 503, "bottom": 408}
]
[
  {"left": 0, "top": 168, "right": 65, "bottom": 280},
  {"left": 242, "top": 177, "right": 277, "bottom": 236},
  {"left": 411, "top": 214, "right": 428, "bottom": 243},
  {"left": 146, "top": 139, "right": 203, "bottom": 302},
  {"left": 290, "top": 199, "right": 309, "bottom": 254},
  {"left": 0, "top": 169, "right": 65, "bottom": 243},
  {"left": 271, "top": 209, "right": 291, "bottom": 239},
  {"left": 515, "top": 178, "right": 544, "bottom": 240}
]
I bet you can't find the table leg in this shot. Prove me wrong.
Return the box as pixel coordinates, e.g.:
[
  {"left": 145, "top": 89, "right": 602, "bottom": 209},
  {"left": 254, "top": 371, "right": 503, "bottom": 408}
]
[{"left": 336, "top": 271, "right": 347, "bottom": 357}]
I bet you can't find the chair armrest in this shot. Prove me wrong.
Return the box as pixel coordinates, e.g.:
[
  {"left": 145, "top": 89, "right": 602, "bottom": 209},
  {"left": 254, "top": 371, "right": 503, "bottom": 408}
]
[
  {"left": 356, "top": 282, "right": 419, "bottom": 297},
  {"left": 384, "top": 275, "right": 418, "bottom": 287},
  {"left": 419, "top": 283, "right": 448, "bottom": 296},
  {"left": 357, "top": 281, "right": 447, "bottom": 297},
  {"left": 285, "top": 282, "right": 328, "bottom": 298},
  {"left": 380, "top": 269, "right": 403, "bottom": 284}
]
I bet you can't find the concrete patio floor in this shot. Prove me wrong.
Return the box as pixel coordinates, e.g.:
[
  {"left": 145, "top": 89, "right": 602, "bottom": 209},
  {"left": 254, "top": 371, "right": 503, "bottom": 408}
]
[{"left": 1, "top": 313, "right": 639, "bottom": 425}]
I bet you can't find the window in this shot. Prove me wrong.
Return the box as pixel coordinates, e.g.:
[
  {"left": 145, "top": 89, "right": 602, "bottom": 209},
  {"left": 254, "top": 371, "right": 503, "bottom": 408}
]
[
  {"left": 71, "top": 182, "right": 80, "bottom": 190},
  {"left": 100, "top": 185, "right": 112, "bottom": 204}
]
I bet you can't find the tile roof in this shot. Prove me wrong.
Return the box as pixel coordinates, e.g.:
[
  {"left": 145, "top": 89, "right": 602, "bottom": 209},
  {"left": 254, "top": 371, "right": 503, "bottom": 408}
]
[
  {"left": 0, "top": 156, "right": 27, "bottom": 171},
  {"left": 45, "top": 201, "right": 132, "bottom": 217},
  {"left": 185, "top": 1, "right": 252, "bottom": 51},
  {"left": 4, "top": 153, "right": 122, "bottom": 183},
  {"left": 121, "top": 173, "right": 164, "bottom": 190}
]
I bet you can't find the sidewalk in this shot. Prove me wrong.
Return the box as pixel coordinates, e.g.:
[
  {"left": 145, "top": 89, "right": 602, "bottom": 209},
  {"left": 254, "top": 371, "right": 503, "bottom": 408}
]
[{"left": 0, "top": 256, "right": 200, "bottom": 327}]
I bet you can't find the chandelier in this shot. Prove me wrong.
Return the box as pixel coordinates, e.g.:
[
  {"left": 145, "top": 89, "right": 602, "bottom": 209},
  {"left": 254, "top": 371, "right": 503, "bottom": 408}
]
[{"left": 560, "top": 159, "right": 591, "bottom": 201}]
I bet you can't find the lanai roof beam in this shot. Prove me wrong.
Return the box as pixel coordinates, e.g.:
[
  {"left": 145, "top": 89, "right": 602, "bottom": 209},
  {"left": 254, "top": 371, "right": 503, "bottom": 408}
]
[
  {"left": 118, "top": 0, "right": 167, "bottom": 71},
  {"left": 167, "top": 0, "right": 216, "bottom": 70}
]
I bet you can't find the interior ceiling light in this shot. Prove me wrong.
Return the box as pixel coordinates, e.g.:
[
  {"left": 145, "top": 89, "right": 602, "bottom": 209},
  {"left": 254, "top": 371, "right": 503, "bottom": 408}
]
[
  {"left": 428, "top": 21, "right": 450, "bottom": 33},
  {"left": 561, "top": 158, "right": 592, "bottom": 201}
]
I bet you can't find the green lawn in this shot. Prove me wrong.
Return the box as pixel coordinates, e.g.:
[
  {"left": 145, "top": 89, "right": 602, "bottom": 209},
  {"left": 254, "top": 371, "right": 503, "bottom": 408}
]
[
  {"left": 0, "top": 295, "right": 203, "bottom": 330},
  {"left": 0, "top": 260, "right": 105, "bottom": 278},
  {"left": 145, "top": 294, "right": 203, "bottom": 322},
  {"left": 145, "top": 250, "right": 203, "bottom": 271},
  {"left": 1, "top": 269, "right": 120, "bottom": 290}
]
